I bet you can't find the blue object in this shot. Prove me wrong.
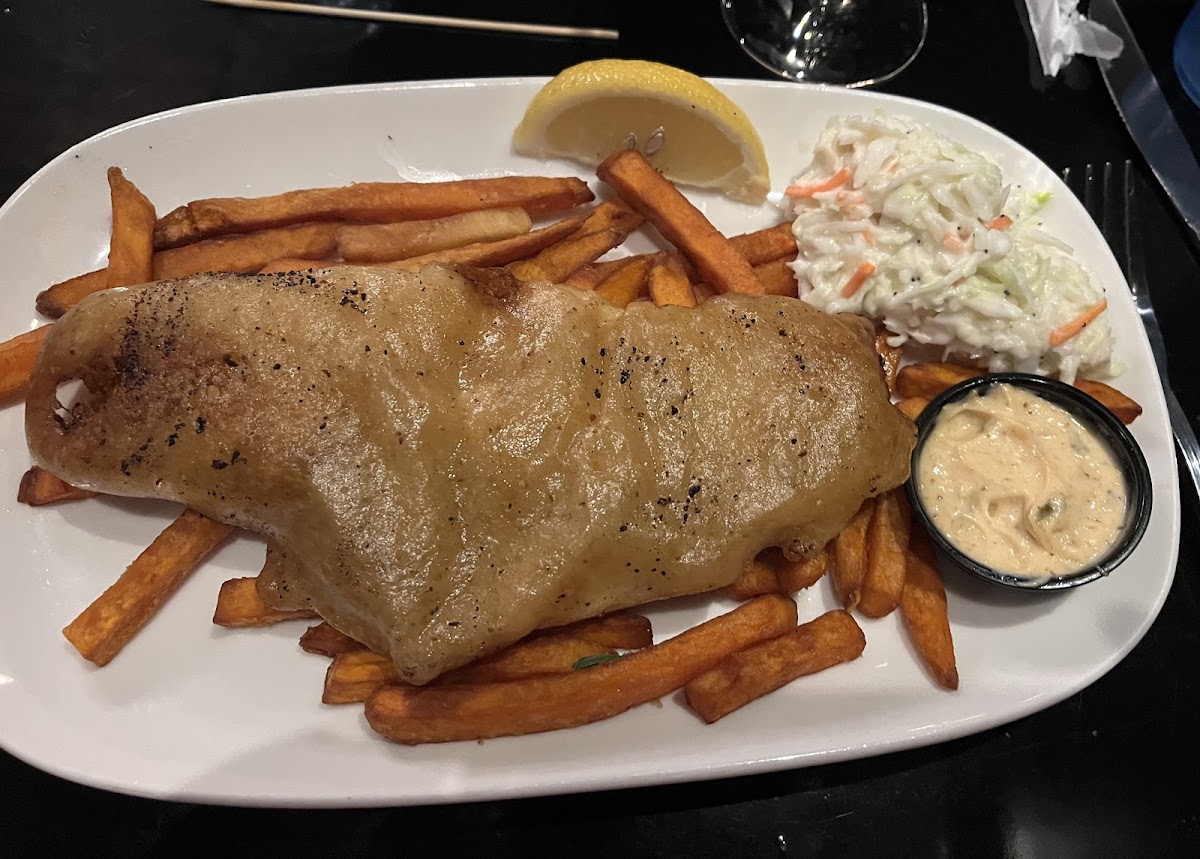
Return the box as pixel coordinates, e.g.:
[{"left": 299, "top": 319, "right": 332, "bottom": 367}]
[{"left": 1176, "top": 1, "right": 1200, "bottom": 107}]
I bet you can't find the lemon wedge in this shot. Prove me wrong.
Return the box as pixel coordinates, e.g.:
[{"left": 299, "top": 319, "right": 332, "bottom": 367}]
[{"left": 513, "top": 60, "right": 770, "bottom": 204}]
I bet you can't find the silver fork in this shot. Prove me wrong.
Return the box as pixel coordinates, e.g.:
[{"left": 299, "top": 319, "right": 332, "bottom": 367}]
[{"left": 1063, "top": 160, "right": 1200, "bottom": 508}]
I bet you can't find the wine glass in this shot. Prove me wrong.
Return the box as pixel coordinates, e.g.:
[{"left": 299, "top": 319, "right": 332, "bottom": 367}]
[{"left": 720, "top": 0, "right": 929, "bottom": 88}]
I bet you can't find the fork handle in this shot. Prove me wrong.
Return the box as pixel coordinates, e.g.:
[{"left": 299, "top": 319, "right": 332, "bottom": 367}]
[{"left": 1163, "top": 384, "right": 1200, "bottom": 509}]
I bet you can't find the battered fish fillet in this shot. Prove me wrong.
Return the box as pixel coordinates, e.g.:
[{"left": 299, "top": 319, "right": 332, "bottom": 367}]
[{"left": 25, "top": 265, "right": 914, "bottom": 684}]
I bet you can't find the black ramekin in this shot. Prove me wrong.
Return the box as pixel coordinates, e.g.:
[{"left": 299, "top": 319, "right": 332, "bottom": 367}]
[{"left": 905, "top": 372, "right": 1152, "bottom": 591}]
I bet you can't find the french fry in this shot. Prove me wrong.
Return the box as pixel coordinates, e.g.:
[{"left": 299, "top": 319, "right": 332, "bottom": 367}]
[
  {"left": 875, "top": 331, "right": 903, "bottom": 394},
  {"left": 896, "top": 397, "right": 929, "bottom": 421},
  {"left": 895, "top": 362, "right": 981, "bottom": 400},
  {"left": 723, "top": 555, "right": 782, "bottom": 600},
  {"left": 36, "top": 223, "right": 344, "bottom": 317},
  {"left": 508, "top": 227, "right": 625, "bottom": 284},
  {"left": 382, "top": 215, "right": 587, "bottom": 272},
  {"left": 901, "top": 526, "right": 959, "bottom": 691},
  {"left": 648, "top": 253, "right": 696, "bottom": 308},
  {"left": 336, "top": 208, "right": 532, "bottom": 263},
  {"left": 1076, "top": 379, "right": 1143, "bottom": 424},
  {"left": 105, "top": 167, "right": 156, "bottom": 289},
  {"left": 530, "top": 611, "right": 653, "bottom": 650},
  {"left": 857, "top": 489, "right": 913, "bottom": 618},
  {"left": 300, "top": 622, "right": 367, "bottom": 657},
  {"left": 833, "top": 498, "right": 875, "bottom": 611},
  {"left": 595, "top": 256, "right": 652, "bottom": 308},
  {"left": 154, "top": 176, "right": 595, "bottom": 248},
  {"left": 896, "top": 362, "right": 1142, "bottom": 424},
  {"left": 775, "top": 545, "right": 830, "bottom": 594},
  {"left": 324, "top": 650, "right": 400, "bottom": 705},
  {"left": 17, "top": 466, "right": 97, "bottom": 506},
  {"left": 683, "top": 610, "right": 866, "bottom": 723},
  {"left": 596, "top": 149, "right": 761, "bottom": 295},
  {"left": 322, "top": 634, "right": 620, "bottom": 704},
  {"left": 0, "top": 326, "right": 51, "bottom": 400},
  {"left": 62, "top": 509, "right": 235, "bottom": 666},
  {"left": 365, "top": 594, "right": 799, "bottom": 744},
  {"left": 213, "top": 577, "right": 321, "bottom": 628},
  {"left": 439, "top": 634, "right": 617, "bottom": 685}
]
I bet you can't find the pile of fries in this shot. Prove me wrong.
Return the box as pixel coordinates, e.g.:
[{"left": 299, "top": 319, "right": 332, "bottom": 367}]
[{"left": 0, "top": 149, "right": 1145, "bottom": 745}]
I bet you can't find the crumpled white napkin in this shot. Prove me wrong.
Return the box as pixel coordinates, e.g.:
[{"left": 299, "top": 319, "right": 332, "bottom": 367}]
[{"left": 1024, "top": 0, "right": 1125, "bottom": 76}]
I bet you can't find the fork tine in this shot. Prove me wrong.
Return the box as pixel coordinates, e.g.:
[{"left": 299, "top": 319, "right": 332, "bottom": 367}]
[
  {"left": 1102, "top": 162, "right": 1129, "bottom": 275},
  {"left": 1124, "top": 161, "right": 1145, "bottom": 297},
  {"left": 1084, "top": 164, "right": 1099, "bottom": 227}
]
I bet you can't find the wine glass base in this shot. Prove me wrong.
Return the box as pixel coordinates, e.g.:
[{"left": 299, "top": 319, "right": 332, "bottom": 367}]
[{"left": 721, "top": 0, "right": 929, "bottom": 88}]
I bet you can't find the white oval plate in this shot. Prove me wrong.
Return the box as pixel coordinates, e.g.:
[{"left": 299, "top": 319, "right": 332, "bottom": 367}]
[{"left": 0, "top": 79, "right": 1179, "bottom": 808}]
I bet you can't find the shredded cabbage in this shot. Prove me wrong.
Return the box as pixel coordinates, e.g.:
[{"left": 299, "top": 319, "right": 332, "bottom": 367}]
[{"left": 787, "top": 114, "right": 1119, "bottom": 382}]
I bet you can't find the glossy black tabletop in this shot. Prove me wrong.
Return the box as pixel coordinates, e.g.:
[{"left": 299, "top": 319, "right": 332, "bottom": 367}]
[{"left": 2, "top": 1, "right": 1199, "bottom": 855}]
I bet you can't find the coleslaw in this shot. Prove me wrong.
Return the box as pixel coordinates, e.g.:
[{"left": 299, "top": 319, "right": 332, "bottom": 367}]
[{"left": 787, "top": 114, "right": 1119, "bottom": 382}]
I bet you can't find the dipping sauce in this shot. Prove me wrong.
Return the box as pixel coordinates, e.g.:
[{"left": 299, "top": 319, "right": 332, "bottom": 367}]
[{"left": 916, "top": 383, "right": 1126, "bottom": 577}]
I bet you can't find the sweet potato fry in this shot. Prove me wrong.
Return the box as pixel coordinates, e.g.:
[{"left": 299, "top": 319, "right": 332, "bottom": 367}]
[
  {"left": 896, "top": 362, "right": 1142, "bottom": 424},
  {"left": 439, "top": 634, "right": 617, "bottom": 685},
  {"left": 723, "top": 555, "right": 782, "bottom": 600},
  {"left": 35, "top": 270, "right": 106, "bottom": 318},
  {"left": 530, "top": 611, "right": 653, "bottom": 650},
  {"left": 588, "top": 223, "right": 796, "bottom": 285},
  {"left": 563, "top": 263, "right": 605, "bottom": 290},
  {"left": 508, "top": 227, "right": 625, "bottom": 284},
  {"left": 324, "top": 650, "right": 400, "bottom": 705},
  {"left": 833, "top": 498, "right": 875, "bottom": 611},
  {"left": 683, "top": 610, "right": 866, "bottom": 723},
  {"left": 857, "top": 489, "right": 913, "bottom": 618},
  {"left": 383, "top": 215, "right": 587, "bottom": 272},
  {"left": 37, "top": 223, "right": 343, "bottom": 317},
  {"left": 597, "top": 149, "right": 761, "bottom": 295},
  {"left": 155, "top": 222, "right": 341, "bottom": 279},
  {"left": 875, "top": 331, "right": 903, "bottom": 394},
  {"left": 258, "top": 258, "right": 333, "bottom": 274},
  {"left": 213, "top": 576, "right": 320, "bottom": 628},
  {"left": 895, "top": 362, "right": 981, "bottom": 400},
  {"left": 733, "top": 222, "right": 796, "bottom": 265},
  {"left": 154, "top": 176, "right": 595, "bottom": 248},
  {"left": 17, "top": 466, "right": 97, "bottom": 506},
  {"left": 300, "top": 621, "right": 367, "bottom": 657},
  {"left": 901, "top": 527, "right": 959, "bottom": 690},
  {"left": 322, "top": 634, "right": 619, "bottom": 704},
  {"left": 896, "top": 397, "right": 929, "bottom": 421},
  {"left": 775, "top": 545, "right": 830, "bottom": 594},
  {"left": 648, "top": 253, "right": 696, "bottom": 308},
  {"left": 365, "top": 594, "right": 799, "bottom": 744},
  {"left": 595, "top": 256, "right": 652, "bottom": 308},
  {"left": 62, "top": 509, "right": 235, "bottom": 666},
  {"left": 0, "top": 326, "right": 51, "bottom": 401},
  {"left": 575, "top": 198, "right": 645, "bottom": 236},
  {"left": 105, "top": 167, "right": 156, "bottom": 289},
  {"left": 336, "top": 207, "right": 532, "bottom": 263},
  {"left": 1076, "top": 379, "right": 1143, "bottom": 424},
  {"left": 752, "top": 258, "right": 798, "bottom": 297}
]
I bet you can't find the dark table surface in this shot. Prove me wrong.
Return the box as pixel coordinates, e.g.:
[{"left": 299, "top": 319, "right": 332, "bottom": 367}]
[{"left": 2, "top": 1, "right": 1199, "bottom": 855}]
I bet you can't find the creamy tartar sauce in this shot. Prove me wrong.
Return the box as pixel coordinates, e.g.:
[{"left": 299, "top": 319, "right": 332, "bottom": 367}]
[{"left": 916, "top": 383, "right": 1126, "bottom": 577}]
